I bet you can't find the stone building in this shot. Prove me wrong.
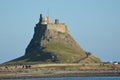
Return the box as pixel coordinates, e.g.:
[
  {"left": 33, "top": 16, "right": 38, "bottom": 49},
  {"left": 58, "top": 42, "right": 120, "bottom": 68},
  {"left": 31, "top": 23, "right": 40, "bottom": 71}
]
[{"left": 39, "top": 14, "right": 68, "bottom": 33}]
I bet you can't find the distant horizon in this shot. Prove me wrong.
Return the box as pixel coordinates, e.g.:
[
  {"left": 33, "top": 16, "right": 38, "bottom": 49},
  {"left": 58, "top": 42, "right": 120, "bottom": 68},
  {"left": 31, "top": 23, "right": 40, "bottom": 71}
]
[{"left": 0, "top": 0, "right": 120, "bottom": 63}]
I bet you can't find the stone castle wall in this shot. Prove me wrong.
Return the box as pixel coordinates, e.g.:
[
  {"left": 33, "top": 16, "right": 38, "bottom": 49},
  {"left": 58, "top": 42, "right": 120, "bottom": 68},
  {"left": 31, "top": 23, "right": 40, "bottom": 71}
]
[
  {"left": 39, "top": 14, "right": 68, "bottom": 33},
  {"left": 47, "top": 24, "right": 67, "bottom": 33}
]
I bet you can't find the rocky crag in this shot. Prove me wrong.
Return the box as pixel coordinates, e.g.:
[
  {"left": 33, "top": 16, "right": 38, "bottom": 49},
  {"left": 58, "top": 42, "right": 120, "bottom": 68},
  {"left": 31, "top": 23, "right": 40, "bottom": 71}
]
[{"left": 7, "top": 14, "right": 100, "bottom": 64}]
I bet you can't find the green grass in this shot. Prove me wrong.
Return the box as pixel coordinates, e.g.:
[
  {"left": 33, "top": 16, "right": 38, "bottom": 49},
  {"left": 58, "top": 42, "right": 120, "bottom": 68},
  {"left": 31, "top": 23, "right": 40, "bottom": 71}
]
[
  {"left": 3, "top": 42, "right": 100, "bottom": 65},
  {"left": 44, "top": 42, "right": 85, "bottom": 63},
  {"left": 80, "top": 54, "right": 101, "bottom": 63}
]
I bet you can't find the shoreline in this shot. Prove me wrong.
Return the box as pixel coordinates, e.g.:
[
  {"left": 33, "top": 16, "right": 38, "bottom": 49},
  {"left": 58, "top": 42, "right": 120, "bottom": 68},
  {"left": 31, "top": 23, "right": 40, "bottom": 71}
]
[
  {"left": 0, "top": 70, "right": 120, "bottom": 79},
  {"left": 0, "top": 63, "right": 120, "bottom": 79}
]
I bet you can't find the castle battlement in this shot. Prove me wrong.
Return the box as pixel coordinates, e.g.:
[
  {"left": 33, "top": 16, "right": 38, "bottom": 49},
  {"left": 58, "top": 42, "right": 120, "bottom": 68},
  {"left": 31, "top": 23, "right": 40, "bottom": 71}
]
[
  {"left": 47, "top": 24, "right": 67, "bottom": 33},
  {"left": 39, "top": 14, "right": 68, "bottom": 33}
]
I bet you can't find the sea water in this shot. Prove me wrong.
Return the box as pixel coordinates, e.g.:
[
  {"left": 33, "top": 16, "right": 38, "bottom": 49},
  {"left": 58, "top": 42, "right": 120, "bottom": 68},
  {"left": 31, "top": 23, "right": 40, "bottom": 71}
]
[{"left": 9, "top": 76, "right": 120, "bottom": 80}]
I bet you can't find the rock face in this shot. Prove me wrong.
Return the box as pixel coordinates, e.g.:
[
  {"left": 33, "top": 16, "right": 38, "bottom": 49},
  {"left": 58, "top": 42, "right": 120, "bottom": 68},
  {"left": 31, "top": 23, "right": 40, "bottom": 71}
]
[{"left": 8, "top": 14, "right": 101, "bottom": 64}]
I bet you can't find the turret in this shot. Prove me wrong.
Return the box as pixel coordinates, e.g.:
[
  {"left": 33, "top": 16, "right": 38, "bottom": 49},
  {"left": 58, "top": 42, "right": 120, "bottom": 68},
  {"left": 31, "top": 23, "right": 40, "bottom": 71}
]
[
  {"left": 55, "top": 19, "right": 59, "bottom": 24},
  {"left": 39, "top": 14, "right": 42, "bottom": 24},
  {"left": 39, "top": 14, "right": 50, "bottom": 25},
  {"left": 41, "top": 17, "right": 47, "bottom": 24}
]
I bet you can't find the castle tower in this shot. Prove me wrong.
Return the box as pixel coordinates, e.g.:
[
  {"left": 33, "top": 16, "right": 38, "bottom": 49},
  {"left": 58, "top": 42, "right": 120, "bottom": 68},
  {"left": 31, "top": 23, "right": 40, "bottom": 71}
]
[
  {"left": 41, "top": 17, "right": 47, "bottom": 24},
  {"left": 39, "top": 14, "right": 42, "bottom": 24},
  {"left": 55, "top": 19, "right": 59, "bottom": 24}
]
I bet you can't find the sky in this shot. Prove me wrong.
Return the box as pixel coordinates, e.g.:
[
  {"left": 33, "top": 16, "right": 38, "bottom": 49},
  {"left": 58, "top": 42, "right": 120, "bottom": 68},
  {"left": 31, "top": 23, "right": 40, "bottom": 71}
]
[{"left": 0, "top": 0, "right": 120, "bottom": 64}]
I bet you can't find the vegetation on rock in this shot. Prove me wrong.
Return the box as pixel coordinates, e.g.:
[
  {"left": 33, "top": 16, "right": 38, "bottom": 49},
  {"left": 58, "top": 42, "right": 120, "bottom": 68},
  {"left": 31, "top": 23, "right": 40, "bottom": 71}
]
[{"left": 5, "top": 14, "right": 101, "bottom": 65}]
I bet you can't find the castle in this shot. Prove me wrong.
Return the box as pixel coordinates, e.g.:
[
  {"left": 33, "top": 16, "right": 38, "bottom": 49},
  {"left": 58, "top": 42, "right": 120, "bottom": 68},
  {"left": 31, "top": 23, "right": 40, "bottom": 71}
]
[
  {"left": 6, "top": 13, "right": 101, "bottom": 64},
  {"left": 39, "top": 14, "right": 68, "bottom": 33}
]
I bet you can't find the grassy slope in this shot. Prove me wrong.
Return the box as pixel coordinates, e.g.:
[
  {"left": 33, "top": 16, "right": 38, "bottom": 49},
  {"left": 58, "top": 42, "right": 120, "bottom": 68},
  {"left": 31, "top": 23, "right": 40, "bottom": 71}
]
[
  {"left": 80, "top": 54, "right": 101, "bottom": 63},
  {"left": 4, "top": 42, "right": 101, "bottom": 65},
  {"left": 44, "top": 42, "right": 85, "bottom": 63},
  {"left": 4, "top": 42, "right": 86, "bottom": 65}
]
